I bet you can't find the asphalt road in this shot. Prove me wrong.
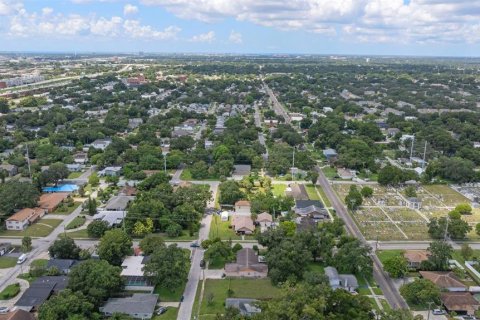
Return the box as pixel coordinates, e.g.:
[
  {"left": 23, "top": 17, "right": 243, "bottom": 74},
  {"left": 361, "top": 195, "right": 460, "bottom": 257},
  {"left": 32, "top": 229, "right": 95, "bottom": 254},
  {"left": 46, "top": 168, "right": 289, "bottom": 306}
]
[
  {"left": 315, "top": 166, "right": 408, "bottom": 310},
  {"left": 263, "top": 83, "right": 291, "bottom": 124}
]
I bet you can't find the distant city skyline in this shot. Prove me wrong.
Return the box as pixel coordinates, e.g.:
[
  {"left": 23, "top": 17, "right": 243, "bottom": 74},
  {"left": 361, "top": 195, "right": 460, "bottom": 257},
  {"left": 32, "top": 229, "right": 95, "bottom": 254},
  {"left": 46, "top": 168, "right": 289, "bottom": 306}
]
[{"left": 1, "top": 0, "right": 479, "bottom": 57}]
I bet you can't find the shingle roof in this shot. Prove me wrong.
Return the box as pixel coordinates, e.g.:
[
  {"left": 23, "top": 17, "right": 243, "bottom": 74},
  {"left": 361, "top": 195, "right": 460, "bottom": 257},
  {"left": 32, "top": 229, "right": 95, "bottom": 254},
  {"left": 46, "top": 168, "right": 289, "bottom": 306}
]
[
  {"left": 7, "top": 208, "right": 45, "bottom": 222},
  {"left": 38, "top": 193, "right": 69, "bottom": 210},
  {"left": 100, "top": 294, "right": 158, "bottom": 316},
  {"left": 105, "top": 196, "right": 135, "bottom": 210},
  {"left": 231, "top": 216, "right": 255, "bottom": 232},
  {"left": 403, "top": 250, "right": 429, "bottom": 263},
  {"left": 256, "top": 212, "right": 272, "bottom": 223},
  {"left": 235, "top": 200, "right": 251, "bottom": 207},
  {"left": 295, "top": 200, "right": 324, "bottom": 209},
  {"left": 441, "top": 292, "right": 479, "bottom": 313},
  {"left": 420, "top": 271, "right": 466, "bottom": 289},
  {"left": 224, "top": 248, "right": 268, "bottom": 274}
]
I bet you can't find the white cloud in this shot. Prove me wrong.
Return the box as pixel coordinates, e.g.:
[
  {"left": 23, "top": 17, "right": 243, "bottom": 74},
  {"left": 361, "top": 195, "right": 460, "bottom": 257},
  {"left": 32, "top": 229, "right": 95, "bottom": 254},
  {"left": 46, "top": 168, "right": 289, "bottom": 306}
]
[
  {"left": 190, "top": 31, "right": 215, "bottom": 43},
  {"left": 41, "top": 7, "right": 54, "bottom": 16},
  {"left": 228, "top": 30, "right": 242, "bottom": 44},
  {"left": 0, "top": 0, "right": 23, "bottom": 15},
  {"left": 123, "top": 20, "right": 180, "bottom": 39},
  {"left": 123, "top": 4, "right": 138, "bottom": 16},
  {"left": 141, "top": 0, "right": 480, "bottom": 44}
]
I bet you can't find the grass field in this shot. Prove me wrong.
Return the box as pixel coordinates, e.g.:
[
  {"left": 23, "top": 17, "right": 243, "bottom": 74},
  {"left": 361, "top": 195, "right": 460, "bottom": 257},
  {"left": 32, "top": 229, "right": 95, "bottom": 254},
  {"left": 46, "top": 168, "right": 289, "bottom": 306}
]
[
  {"left": 194, "top": 279, "right": 281, "bottom": 318},
  {"left": 322, "top": 166, "right": 338, "bottom": 179},
  {"left": 31, "top": 259, "right": 48, "bottom": 268},
  {"left": 180, "top": 169, "right": 218, "bottom": 181},
  {"left": 67, "top": 172, "right": 83, "bottom": 179},
  {"left": 65, "top": 228, "right": 90, "bottom": 238},
  {"left": 423, "top": 185, "right": 469, "bottom": 206},
  {"left": 0, "top": 283, "right": 20, "bottom": 300},
  {"left": 153, "top": 307, "right": 178, "bottom": 320},
  {"left": 271, "top": 184, "right": 286, "bottom": 197},
  {"left": 53, "top": 202, "right": 81, "bottom": 215},
  {"left": 208, "top": 215, "right": 242, "bottom": 240},
  {"left": 0, "top": 219, "right": 62, "bottom": 237},
  {"left": 376, "top": 250, "right": 403, "bottom": 264},
  {"left": 0, "top": 256, "right": 17, "bottom": 268},
  {"left": 305, "top": 184, "right": 320, "bottom": 200},
  {"left": 154, "top": 282, "right": 186, "bottom": 302},
  {"left": 65, "top": 216, "right": 86, "bottom": 230}
]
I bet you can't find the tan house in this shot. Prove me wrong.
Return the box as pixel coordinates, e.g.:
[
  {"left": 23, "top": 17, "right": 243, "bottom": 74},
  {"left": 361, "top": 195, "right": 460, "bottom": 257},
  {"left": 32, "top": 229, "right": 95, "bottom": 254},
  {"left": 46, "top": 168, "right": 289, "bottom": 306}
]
[
  {"left": 231, "top": 216, "right": 255, "bottom": 235},
  {"left": 403, "top": 250, "right": 429, "bottom": 269},
  {"left": 234, "top": 200, "right": 251, "bottom": 216},
  {"left": 225, "top": 248, "right": 268, "bottom": 278},
  {"left": 6, "top": 208, "right": 46, "bottom": 231},
  {"left": 441, "top": 292, "right": 480, "bottom": 316},
  {"left": 38, "top": 193, "right": 69, "bottom": 213},
  {"left": 256, "top": 212, "right": 273, "bottom": 232},
  {"left": 419, "top": 271, "right": 467, "bottom": 292}
]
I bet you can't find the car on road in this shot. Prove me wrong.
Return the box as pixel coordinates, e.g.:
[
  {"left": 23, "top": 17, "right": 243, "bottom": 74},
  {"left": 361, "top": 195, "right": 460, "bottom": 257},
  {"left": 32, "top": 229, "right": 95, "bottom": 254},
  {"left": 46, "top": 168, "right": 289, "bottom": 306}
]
[
  {"left": 432, "top": 309, "right": 446, "bottom": 315},
  {"left": 200, "top": 259, "right": 205, "bottom": 268},
  {"left": 461, "top": 316, "right": 476, "bottom": 320},
  {"left": 157, "top": 306, "right": 167, "bottom": 315},
  {"left": 180, "top": 295, "right": 184, "bottom": 302},
  {"left": 17, "top": 253, "right": 27, "bottom": 264},
  {"left": 0, "top": 307, "right": 9, "bottom": 314},
  {"left": 190, "top": 242, "right": 200, "bottom": 248}
]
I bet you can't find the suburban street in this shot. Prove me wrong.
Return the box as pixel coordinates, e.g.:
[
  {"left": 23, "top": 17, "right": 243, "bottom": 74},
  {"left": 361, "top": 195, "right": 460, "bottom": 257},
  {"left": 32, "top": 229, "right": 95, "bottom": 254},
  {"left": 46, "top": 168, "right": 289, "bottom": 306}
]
[
  {"left": 262, "top": 82, "right": 291, "bottom": 124},
  {"left": 315, "top": 166, "right": 409, "bottom": 310}
]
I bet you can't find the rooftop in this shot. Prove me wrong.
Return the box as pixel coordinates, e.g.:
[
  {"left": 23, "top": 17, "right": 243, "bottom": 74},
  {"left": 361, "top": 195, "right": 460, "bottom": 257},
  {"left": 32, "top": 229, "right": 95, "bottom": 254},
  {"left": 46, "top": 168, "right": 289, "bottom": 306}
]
[
  {"left": 100, "top": 293, "right": 158, "bottom": 316},
  {"left": 420, "top": 271, "right": 466, "bottom": 289},
  {"left": 38, "top": 193, "right": 69, "bottom": 210},
  {"left": 121, "top": 256, "right": 145, "bottom": 277}
]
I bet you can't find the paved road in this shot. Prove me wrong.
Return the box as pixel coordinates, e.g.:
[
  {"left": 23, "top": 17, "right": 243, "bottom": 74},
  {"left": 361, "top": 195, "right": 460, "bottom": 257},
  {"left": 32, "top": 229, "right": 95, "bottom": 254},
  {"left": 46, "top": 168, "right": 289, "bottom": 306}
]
[
  {"left": 254, "top": 103, "right": 269, "bottom": 161},
  {"left": 263, "top": 82, "right": 291, "bottom": 124},
  {"left": 315, "top": 166, "right": 408, "bottom": 310}
]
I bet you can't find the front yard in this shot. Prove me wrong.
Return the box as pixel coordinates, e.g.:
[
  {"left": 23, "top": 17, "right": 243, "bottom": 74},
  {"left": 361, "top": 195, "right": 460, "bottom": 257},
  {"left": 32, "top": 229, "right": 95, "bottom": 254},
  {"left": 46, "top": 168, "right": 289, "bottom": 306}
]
[
  {"left": 0, "top": 219, "right": 62, "bottom": 237},
  {"left": 52, "top": 202, "right": 81, "bottom": 215}
]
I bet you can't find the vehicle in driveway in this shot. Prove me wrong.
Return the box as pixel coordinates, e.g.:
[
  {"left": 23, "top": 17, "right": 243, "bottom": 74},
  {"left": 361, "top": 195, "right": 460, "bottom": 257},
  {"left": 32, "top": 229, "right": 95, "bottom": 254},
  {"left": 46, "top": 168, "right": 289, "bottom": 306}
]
[
  {"left": 157, "top": 306, "right": 167, "bottom": 315},
  {"left": 0, "top": 307, "right": 9, "bottom": 314},
  {"left": 200, "top": 259, "right": 205, "bottom": 268},
  {"left": 190, "top": 242, "right": 200, "bottom": 248},
  {"left": 432, "top": 309, "right": 446, "bottom": 315}
]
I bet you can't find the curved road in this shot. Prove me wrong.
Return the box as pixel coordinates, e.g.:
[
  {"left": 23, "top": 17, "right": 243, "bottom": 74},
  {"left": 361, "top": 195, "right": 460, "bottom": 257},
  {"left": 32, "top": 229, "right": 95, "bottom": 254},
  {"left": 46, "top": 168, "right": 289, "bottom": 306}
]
[{"left": 315, "top": 166, "right": 408, "bottom": 310}]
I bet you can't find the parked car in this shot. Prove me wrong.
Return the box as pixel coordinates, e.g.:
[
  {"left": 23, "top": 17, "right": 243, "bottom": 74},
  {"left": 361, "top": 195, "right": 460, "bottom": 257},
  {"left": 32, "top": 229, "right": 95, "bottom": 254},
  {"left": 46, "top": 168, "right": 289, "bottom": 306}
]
[
  {"left": 190, "top": 242, "right": 200, "bottom": 248},
  {"left": 432, "top": 309, "right": 446, "bottom": 315},
  {"left": 461, "top": 316, "right": 476, "bottom": 320},
  {"left": 180, "top": 295, "right": 184, "bottom": 302},
  {"left": 0, "top": 307, "right": 9, "bottom": 314},
  {"left": 200, "top": 259, "right": 205, "bottom": 268},
  {"left": 157, "top": 307, "right": 167, "bottom": 315},
  {"left": 17, "top": 254, "right": 27, "bottom": 264}
]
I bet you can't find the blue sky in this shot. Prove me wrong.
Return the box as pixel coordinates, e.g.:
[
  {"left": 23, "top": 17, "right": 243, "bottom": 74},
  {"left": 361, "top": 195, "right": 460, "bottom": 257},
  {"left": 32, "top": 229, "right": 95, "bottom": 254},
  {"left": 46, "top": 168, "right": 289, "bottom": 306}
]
[{"left": 1, "top": 0, "right": 480, "bottom": 56}]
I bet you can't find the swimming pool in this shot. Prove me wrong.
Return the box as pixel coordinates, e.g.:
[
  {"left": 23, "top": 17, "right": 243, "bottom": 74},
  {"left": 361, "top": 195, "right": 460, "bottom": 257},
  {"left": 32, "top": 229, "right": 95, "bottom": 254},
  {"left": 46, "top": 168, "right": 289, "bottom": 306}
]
[{"left": 43, "top": 184, "right": 79, "bottom": 193}]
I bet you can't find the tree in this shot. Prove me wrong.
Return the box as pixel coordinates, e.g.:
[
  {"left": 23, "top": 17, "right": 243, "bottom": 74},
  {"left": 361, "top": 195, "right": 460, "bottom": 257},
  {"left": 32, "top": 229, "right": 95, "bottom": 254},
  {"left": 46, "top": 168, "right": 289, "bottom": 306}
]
[
  {"left": 88, "top": 172, "right": 99, "bottom": 187},
  {"left": 400, "top": 278, "right": 440, "bottom": 306},
  {"left": 21, "top": 236, "right": 32, "bottom": 253},
  {"left": 334, "top": 239, "right": 372, "bottom": 278},
  {"left": 360, "top": 186, "right": 373, "bottom": 198},
  {"left": 40, "top": 162, "right": 69, "bottom": 186},
  {"left": 427, "top": 240, "right": 453, "bottom": 271},
  {"left": 461, "top": 243, "right": 473, "bottom": 260},
  {"left": 383, "top": 255, "right": 408, "bottom": 278},
  {"left": 38, "top": 289, "right": 96, "bottom": 320},
  {"left": 455, "top": 203, "right": 472, "bottom": 215},
  {"left": 204, "top": 239, "right": 234, "bottom": 264},
  {"left": 190, "top": 161, "right": 209, "bottom": 179},
  {"left": 132, "top": 218, "right": 154, "bottom": 237},
  {"left": 139, "top": 235, "right": 165, "bottom": 255},
  {"left": 265, "top": 240, "right": 311, "bottom": 285},
  {"left": 345, "top": 185, "right": 362, "bottom": 210},
  {"left": 428, "top": 217, "right": 471, "bottom": 240},
  {"left": 0, "top": 98, "right": 9, "bottom": 113},
  {"left": 279, "top": 221, "right": 296, "bottom": 237},
  {"left": 219, "top": 180, "right": 245, "bottom": 205},
  {"left": 49, "top": 236, "right": 81, "bottom": 259},
  {"left": 308, "top": 171, "right": 319, "bottom": 185},
  {"left": 380, "top": 309, "right": 420, "bottom": 320},
  {"left": 68, "top": 259, "right": 123, "bottom": 306},
  {"left": 97, "top": 229, "right": 132, "bottom": 266},
  {"left": 86, "top": 220, "right": 109, "bottom": 238},
  {"left": 87, "top": 196, "right": 97, "bottom": 215},
  {"left": 137, "top": 172, "right": 170, "bottom": 191},
  {"left": 404, "top": 186, "right": 417, "bottom": 198},
  {"left": 476, "top": 223, "right": 480, "bottom": 237},
  {"left": 0, "top": 181, "right": 39, "bottom": 214},
  {"left": 166, "top": 223, "right": 182, "bottom": 237},
  {"left": 144, "top": 244, "right": 189, "bottom": 291}
]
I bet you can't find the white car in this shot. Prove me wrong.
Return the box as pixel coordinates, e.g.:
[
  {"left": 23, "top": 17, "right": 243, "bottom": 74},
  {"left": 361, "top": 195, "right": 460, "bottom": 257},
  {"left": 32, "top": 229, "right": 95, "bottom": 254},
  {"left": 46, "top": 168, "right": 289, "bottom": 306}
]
[
  {"left": 432, "top": 309, "right": 446, "bottom": 315},
  {"left": 0, "top": 307, "right": 9, "bottom": 314}
]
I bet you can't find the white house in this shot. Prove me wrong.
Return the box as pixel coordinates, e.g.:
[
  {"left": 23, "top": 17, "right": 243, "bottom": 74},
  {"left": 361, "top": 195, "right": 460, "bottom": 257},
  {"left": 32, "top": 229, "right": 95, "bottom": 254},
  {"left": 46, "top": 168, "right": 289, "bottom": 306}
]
[
  {"left": 91, "top": 138, "right": 112, "bottom": 150},
  {"left": 234, "top": 200, "right": 251, "bottom": 216},
  {"left": 220, "top": 211, "right": 230, "bottom": 222},
  {"left": 6, "top": 208, "right": 46, "bottom": 231},
  {"left": 98, "top": 166, "right": 122, "bottom": 177}
]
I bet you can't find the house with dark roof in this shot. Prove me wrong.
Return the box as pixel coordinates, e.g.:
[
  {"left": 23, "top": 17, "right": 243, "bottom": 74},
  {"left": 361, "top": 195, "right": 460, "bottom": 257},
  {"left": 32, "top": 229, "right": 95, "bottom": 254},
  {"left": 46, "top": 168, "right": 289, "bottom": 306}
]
[
  {"left": 104, "top": 195, "right": 135, "bottom": 211},
  {"left": 14, "top": 276, "right": 67, "bottom": 311},
  {"left": 293, "top": 200, "right": 329, "bottom": 221},
  {"left": 46, "top": 259, "right": 78, "bottom": 274},
  {"left": 100, "top": 293, "right": 158, "bottom": 319},
  {"left": 322, "top": 149, "right": 338, "bottom": 162},
  {"left": 419, "top": 271, "right": 466, "bottom": 291},
  {"left": 225, "top": 298, "right": 261, "bottom": 316},
  {"left": 441, "top": 292, "right": 479, "bottom": 316},
  {"left": 225, "top": 248, "right": 268, "bottom": 278}
]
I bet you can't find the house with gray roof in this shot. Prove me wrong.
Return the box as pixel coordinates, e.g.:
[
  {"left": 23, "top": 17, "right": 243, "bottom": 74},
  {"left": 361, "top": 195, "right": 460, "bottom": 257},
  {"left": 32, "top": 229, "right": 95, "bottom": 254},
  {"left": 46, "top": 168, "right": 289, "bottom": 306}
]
[
  {"left": 93, "top": 210, "right": 126, "bottom": 227},
  {"left": 100, "top": 293, "right": 158, "bottom": 319},
  {"left": 225, "top": 298, "right": 261, "bottom": 316},
  {"left": 325, "top": 266, "right": 358, "bottom": 293},
  {"left": 293, "top": 200, "right": 330, "bottom": 221},
  {"left": 104, "top": 196, "right": 135, "bottom": 211}
]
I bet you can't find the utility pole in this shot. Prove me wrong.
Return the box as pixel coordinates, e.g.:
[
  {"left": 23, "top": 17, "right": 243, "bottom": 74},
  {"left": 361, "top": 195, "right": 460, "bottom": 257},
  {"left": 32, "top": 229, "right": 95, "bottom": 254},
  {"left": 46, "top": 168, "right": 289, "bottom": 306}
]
[
  {"left": 443, "top": 216, "right": 449, "bottom": 242},
  {"left": 409, "top": 135, "right": 415, "bottom": 163},
  {"left": 427, "top": 301, "right": 434, "bottom": 320},
  {"left": 291, "top": 146, "right": 295, "bottom": 179},
  {"left": 422, "top": 141, "right": 427, "bottom": 170},
  {"left": 25, "top": 144, "right": 32, "bottom": 180}
]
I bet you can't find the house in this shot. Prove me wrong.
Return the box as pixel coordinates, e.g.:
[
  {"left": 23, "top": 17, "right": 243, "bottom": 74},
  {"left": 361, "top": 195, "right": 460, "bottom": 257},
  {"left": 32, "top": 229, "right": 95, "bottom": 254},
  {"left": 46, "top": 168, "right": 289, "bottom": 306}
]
[
  {"left": 6, "top": 208, "right": 46, "bottom": 231},
  {"left": 45, "top": 259, "right": 78, "bottom": 274},
  {"left": 205, "top": 140, "right": 214, "bottom": 149},
  {"left": 0, "top": 309, "right": 36, "bottom": 320},
  {"left": 0, "top": 164, "right": 18, "bottom": 176},
  {"left": 224, "top": 248, "right": 268, "bottom": 278},
  {"left": 220, "top": 211, "right": 230, "bottom": 222},
  {"left": 171, "top": 129, "right": 190, "bottom": 138},
  {"left": 289, "top": 112, "right": 305, "bottom": 122},
  {"left": 93, "top": 211, "right": 126, "bottom": 227},
  {"left": 225, "top": 298, "right": 261, "bottom": 316},
  {"left": 231, "top": 216, "right": 255, "bottom": 235},
  {"left": 119, "top": 185, "right": 137, "bottom": 196},
  {"left": 66, "top": 164, "right": 83, "bottom": 172},
  {"left": 294, "top": 200, "right": 329, "bottom": 221},
  {"left": 38, "top": 193, "right": 69, "bottom": 213},
  {"left": 91, "top": 138, "right": 112, "bottom": 150},
  {"left": 403, "top": 250, "right": 428, "bottom": 269},
  {"left": 105, "top": 196, "right": 135, "bottom": 211},
  {"left": 128, "top": 118, "right": 143, "bottom": 129},
  {"left": 406, "top": 197, "right": 422, "bottom": 210},
  {"left": 120, "top": 256, "right": 154, "bottom": 292},
  {"left": 256, "top": 212, "right": 273, "bottom": 232},
  {"left": 0, "top": 243, "right": 11, "bottom": 256},
  {"left": 325, "top": 266, "right": 359, "bottom": 293},
  {"left": 100, "top": 294, "right": 158, "bottom": 319},
  {"left": 233, "top": 164, "right": 251, "bottom": 178},
  {"left": 419, "top": 271, "right": 466, "bottom": 291},
  {"left": 98, "top": 166, "right": 122, "bottom": 177},
  {"left": 323, "top": 149, "right": 338, "bottom": 162},
  {"left": 73, "top": 152, "right": 88, "bottom": 164},
  {"left": 234, "top": 200, "right": 251, "bottom": 216},
  {"left": 15, "top": 276, "right": 67, "bottom": 311},
  {"left": 337, "top": 168, "right": 354, "bottom": 180},
  {"left": 387, "top": 128, "right": 401, "bottom": 137},
  {"left": 441, "top": 292, "right": 479, "bottom": 316}
]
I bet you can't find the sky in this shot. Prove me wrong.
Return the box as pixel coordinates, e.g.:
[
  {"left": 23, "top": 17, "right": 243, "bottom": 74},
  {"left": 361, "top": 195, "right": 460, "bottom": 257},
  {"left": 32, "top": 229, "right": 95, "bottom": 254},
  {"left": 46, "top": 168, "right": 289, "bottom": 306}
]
[{"left": 0, "top": 0, "right": 480, "bottom": 56}]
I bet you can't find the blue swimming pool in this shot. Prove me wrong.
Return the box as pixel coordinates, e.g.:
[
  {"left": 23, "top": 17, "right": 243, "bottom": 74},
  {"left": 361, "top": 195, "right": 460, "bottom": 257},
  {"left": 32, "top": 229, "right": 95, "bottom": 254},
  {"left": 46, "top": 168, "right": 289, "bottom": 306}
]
[{"left": 43, "top": 184, "right": 79, "bottom": 193}]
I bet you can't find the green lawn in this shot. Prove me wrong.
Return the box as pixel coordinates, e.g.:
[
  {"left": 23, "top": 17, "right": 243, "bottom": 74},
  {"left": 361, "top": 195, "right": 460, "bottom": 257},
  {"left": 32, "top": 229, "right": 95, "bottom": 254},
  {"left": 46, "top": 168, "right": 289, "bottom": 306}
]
[
  {"left": 307, "top": 262, "right": 325, "bottom": 273},
  {"left": 53, "top": 202, "right": 81, "bottom": 215},
  {"left": 0, "top": 283, "right": 20, "bottom": 299},
  {"left": 180, "top": 169, "right": 218, "bottom": 181},
  {"left": 0, "top": 219, "right": 62, "bottom": 237},
  {"left": 208, "top": 215, "right": 242, "bottom": 240},
  {"left": 376, "top": 250, "right": 403, "bottom": 264},
  {"left": 316, "top": 186, "right": 332, "bottom": 207},
  {"left": 65, "top": 229, "right": 90, "bottom": 239},
  {"left": 305, "top": 184, "right": 320, "bottom": 200},
  {"left": 163, "top": 231, "right": 198, "bottom": 241},
  {"left": 195, "top": 279, "right": 281, "bottom": 318},
  {"left": 67, "top": 172, "right": 83, "bottom": 179},
  {"left": 154, "top": 282, "right": 186, "bottom": 302},
  {"left": 30, "top": 259, "right": 48, "bottom": 268},
  {"left": 0, "top": 256, "right": 17, "bottom": 268},
  {"left": 65, "top": 216, "right": 86, "bottom": 230},
  {"left": 271, "top": 184, "right": 286, "bottom": 197},
  {"left": 322, "top": 166, "right": 338, "bottom": 179},
  {"left": 153, "top": 307, "right": 178, "bottom": 320},
  {"left": 208, "top": 257, "right": 229, "bottom": 270}
]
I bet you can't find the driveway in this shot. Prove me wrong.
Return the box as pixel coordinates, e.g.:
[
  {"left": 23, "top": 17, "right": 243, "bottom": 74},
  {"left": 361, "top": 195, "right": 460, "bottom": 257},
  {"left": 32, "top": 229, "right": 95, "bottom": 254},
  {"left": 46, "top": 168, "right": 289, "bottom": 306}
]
[{"left": 413, "top": 311, "right": 447, "bottom": 320}]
